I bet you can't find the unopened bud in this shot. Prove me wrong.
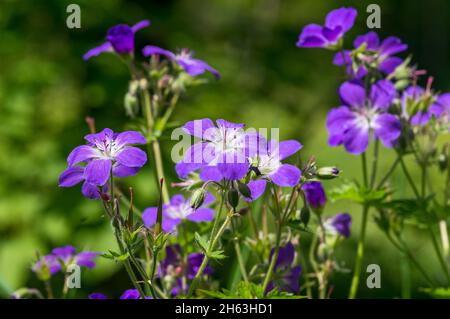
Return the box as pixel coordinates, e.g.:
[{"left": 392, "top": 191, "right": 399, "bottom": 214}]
[
  {"left": 190, "top": 188, "right": 207, "bottom": 209},
  {"left": 227, "top": 188, "right": 239, "bottom": 209},
  {"left": 316, "top": 167, "right": 340, "bottom": 180},
  {"left": 300, "top": 206, "right": 310, "bottom": 227},
  {"left": 237, "top": 181, "right": 251, "bottom": 198}
]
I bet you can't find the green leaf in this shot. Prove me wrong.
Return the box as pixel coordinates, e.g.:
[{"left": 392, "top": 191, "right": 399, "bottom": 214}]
[
  {"left": 194, "top": 232, "right": 209, "bottom": 253},
  {"left": 199, "top": 282, "right": 306, "bottom": 299},
  {"left": 208, "top": 250, "right": 227, "bottom": 260},
  {"left": 329, "top": 180, "right": 389, "bottom": 205}
]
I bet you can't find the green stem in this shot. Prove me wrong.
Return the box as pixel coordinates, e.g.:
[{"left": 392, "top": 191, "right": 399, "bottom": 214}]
[
  {"left": 400, "top": 250, "right": 411, "bottom": 299},
  {"left": 186, "top": 213, "right": 232, "bottom": 297},
  {"left": 398, "top": 154, "right": 421, "bottom": 198},
  {"left": 234, "top": 240, "right": 249, "bottom": 283},
  {"left": 400, "top": 156, "right": 450, "bottom": 284},
  {"left": 376, "top": 158, "right": 399, "bottom": 189},
  {"left": 370, "top": 139, "right": 380, "bottom": 189},
  {"left": 44, "top": 280, "right": 53, "bottom": 299},
  {"left": 262, "top": 185, "right": 283, "bottom": 294},
  {"left": 348, "top": 205, "right": 369, "bottom": 299},
  {"left": 361, "top": 152, "right": 369, "bottom": 188},
  {"left": 142, "top": 89, "right": 170, "bottom": 203}
]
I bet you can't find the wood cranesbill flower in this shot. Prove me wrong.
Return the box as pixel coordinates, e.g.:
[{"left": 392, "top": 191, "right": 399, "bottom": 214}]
[
  {"left": 157, "top": 245, "right": 212, "bottom": 296},
  {"left": 266, "top": 243, "right": 302, "bottom": 293},
  {"left": 32, "top": 245, "right": 99, "bottom": 280},
  {"left": 327, "top": 80, "right": 401, "bottom": 155},
  {"left": 176, "top": 119, "right": 263, "bottom": 182},
  {"left": 59, "top": 128, "right": 147, "bottom": 198},
  {"left": 142, "top": 46, "right": 220, "bottom": 79},
  {"left": 324, "top": 213, "right": 352, "bottom": 238},
  {"left": 401, "top": 85, "right": 450, "bottom": 126},
  {"left": 296, "top": 7, "right": 357, "bottom": 49},
  {"left": 301, "top": 181, "right": 326, "bottom": 211},
  {"left": 88, "top": 289, "right": 152, "bottom": 299},
  {"left": 333, "top": 31, "right": 408, "bottom": 79},
  {"left": 142, "top": 193, "right": 215, "bottom": 233},
  {"left": 245, "top": 139, "right": 302, "bottom": 201},
  {"left": 83, "top": 20, "right": 150, "bottom": 60}
]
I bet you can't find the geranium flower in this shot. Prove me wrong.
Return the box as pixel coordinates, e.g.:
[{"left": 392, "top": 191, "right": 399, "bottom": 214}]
[
  {"left": 158, "top": 245, "right": 212, "bottom": 296},
  {"left": 302, "top": 181, "right": 326, "bottom": 210},
  {"left": 59, "top": 128, "right": 147, "bottom": 198},
  {"left": 327, "top": 80, "right": 401, "bottom": 154},
  {"left": 266, "top": 243, "right": 302, "bottom": 293},
  {"left": 176, "top": 119, "right": 263, "bottom": 182},
  {"left": 401, "top": 85, "right": 450, "bottom": 126},
  {"left": 324, "top": 213, "right": 352, "bottom": 238},
  {"left": 142, "top": 193, "right": 215, "bottom": 233},
  {"left": 32, "top": 245, "right": 99, "bottom": 279},
  {"left": 333, "top": 31, "right": 407, "bottom": 79},
  {"left": 142, "top": 46, "right": 220, "bottom": 79},
  {"left": 245, "top": 139, "right": 302, "bottom": 201},
  {"left": 296, "top": 7, "right": 357, "bottom": 49},
  {"left": 88, "top": 293, "right": 108, "bottom": 299},
  {"left": 59, "top": 166, "right": 108, "bottom": 199},
  {"left": 88, "top": 289, "right": 152, "bottom": 299},
  {"left": 83, "top": 20, "right": 150, "bottom": 60}
]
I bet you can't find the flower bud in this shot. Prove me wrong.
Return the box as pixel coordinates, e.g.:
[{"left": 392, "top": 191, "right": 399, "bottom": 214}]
[
  {"left": 316, "top": 167, "right": 340, "bottom": 180},
  {"left": 237, "top": 181, "right": 251, "bottom": 198},
  {"left": 227, "top": 188, "right": 239, "bottom": 210},
  {"left": 190, "top": 188, "right": 207, "bottom": 210},
  {"left": 300, "top": 206, "right": 310, "bottom": 227}
]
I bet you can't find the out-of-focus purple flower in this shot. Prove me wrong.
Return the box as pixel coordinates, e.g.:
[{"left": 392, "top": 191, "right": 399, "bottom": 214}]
[
  {"left": 142, "top": 193, "right": 215, "bottom": 232},
  {"left": 401, "top": 85, "right": 450, "bottom": 126},
  {"left": 187, "top": 253, "right": 212, "bottom": 280},
  {"left": 142, "top": 46, "right": 220, "bottom": 79},
  {"left": 302, "top": 181, "right": 326, "bottom": 210},
  {"left": 89, "top": 293, "right": 108, "bottom": 299},
  {"left": 83, "top": 20, "right": 150, "bottom": 60},
  {"left": 32, "top": 246, "right": 99, "bottom": 280},
  {"left": 244, "top": 139, "right": 302, "bottom": 201},
  {"left": 59, "top": 128, "right": 147, "bottom": 199},
  {"left": 120, "top": 289, "right": 141, "bottom": 299},
  {"left": 266, "top": 243, "right": 302, "bottom": 293},
  {"left": 334, "top": 31, "right": 407, "bottom": 78},
  {"left": 327, "top": 80, "right": 401, "bottom": 154},
  {"left": 297, "top": 7, "right": 357, "bottom": 49},
  {"left": 325, "top": 213, "right": 352, "bottom": 238},
  {"left": 157, "top": 245, "right": 212, "bottom": 296},
  {"left": 176, "top": 119, "right": 264, "bottom": 182},
  {"left": 32, "top": 255, "right": 61, "bottom": 276}
]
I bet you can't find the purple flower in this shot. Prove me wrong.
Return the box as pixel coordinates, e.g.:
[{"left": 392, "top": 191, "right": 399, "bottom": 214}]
[
  {"left": 142, "top": 193, "right": 215, "bottom": 233},
  {"left": 176, "top": 119, "right": 263, "bottom": 182},
  {"left": 120, "top": 289, "right": 141, "bottom": 299},
  {"left": 333, "top": 31, "right": 407, "bottom": 78},
  {"left": 59, "top": 128, "right": 147, "bottom": 198},
  {"left": 187, "top": 253, "right": 212, "bottom": 280},
  {"left": 266, "top": 243, "right": 302, "bottom": 293},
  {"left": 327, "top": 80, "right": 401, "bottom": 154},
  {"left": 32, "top": 255, "right": 61, "bottom": 276},
  {"left": 401, "top": 85, "right": 450, "bottom": 126},
  {"left": 158, "top": 245, "right": 212, "bottom": 296},
  {"left": 89, "top": 293, "right": 108, "bottom": 299},
  {"left": 302, "top": 181, "right": 326, "bottom": 210},
  {"left": 83, "top": 20, "right": 150, "bottom": 60},
  {"left": 297, "top": 7, "right": 357, "bottom": 49},
  {"left": 32, "top": 246, "right": 99, "bottom": 279},
  {"left": 325, "top": 213, "right": 352, "bottom": 238},
  {"left": 245, "top": 139, "right": 302, "bottom": 201},
  {"left": 142, "top": 46, "right": 220, "bottom": 79}
]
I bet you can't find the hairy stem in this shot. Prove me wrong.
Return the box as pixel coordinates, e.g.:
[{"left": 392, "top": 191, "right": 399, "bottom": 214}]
[{"left": 348, "top": 205, "right": 369, "bottom": 299}]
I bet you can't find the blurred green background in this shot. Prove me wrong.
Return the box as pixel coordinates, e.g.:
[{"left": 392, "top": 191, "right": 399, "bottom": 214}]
[{"left": 0, "top": 0, "right": 449, "bottom": 298}]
